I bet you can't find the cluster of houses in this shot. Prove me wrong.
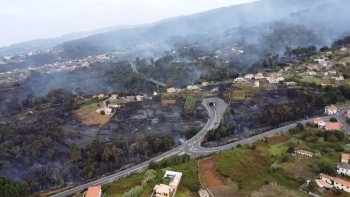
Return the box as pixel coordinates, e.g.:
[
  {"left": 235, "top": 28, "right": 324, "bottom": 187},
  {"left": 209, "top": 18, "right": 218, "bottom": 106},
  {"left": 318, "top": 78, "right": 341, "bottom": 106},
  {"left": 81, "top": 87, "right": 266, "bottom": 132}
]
[
  {"left": 166, "top": 81, "right": 209, "bottom": 93},
  {"left": 94, "top": 93, "right": 146, "bottom": 115},
  {"left": 152, "top": 170, "right": 182, "bottom": 197},
  {"left": 232, "top": 72, "right": 286, "bottom": 84},
  {"left": 315, "top": 153, "right": 350, "bottom": 193}
]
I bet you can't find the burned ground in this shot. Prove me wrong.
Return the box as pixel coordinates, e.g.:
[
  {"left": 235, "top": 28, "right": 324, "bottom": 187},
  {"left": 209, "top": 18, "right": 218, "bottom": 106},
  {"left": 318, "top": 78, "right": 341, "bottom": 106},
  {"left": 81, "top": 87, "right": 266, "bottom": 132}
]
[
  {"left": 99, "top": 98, "right": 207, "bottom": 146},
  {"left": 206, "top": 87, "right": 324, "bottom": 145}
]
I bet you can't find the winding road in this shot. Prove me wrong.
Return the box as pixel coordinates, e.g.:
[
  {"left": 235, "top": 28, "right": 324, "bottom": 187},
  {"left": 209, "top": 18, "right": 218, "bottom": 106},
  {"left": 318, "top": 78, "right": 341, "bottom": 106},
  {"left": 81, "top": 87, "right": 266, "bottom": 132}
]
[{"left": 50, "top": 98, "right": 350, "bottom": 197}]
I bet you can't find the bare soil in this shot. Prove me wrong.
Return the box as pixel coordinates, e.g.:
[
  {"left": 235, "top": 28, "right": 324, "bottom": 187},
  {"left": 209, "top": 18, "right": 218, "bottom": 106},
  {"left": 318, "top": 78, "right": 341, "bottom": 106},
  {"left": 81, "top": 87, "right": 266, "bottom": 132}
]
[
  {"left": 198, "top": 156, "right": 225, "bottom": 188},
  {"left": 266, "top": 135, "right": 289, "bottom": 145},
  {"left": 82, "top": 112, "right": 112, "bottom": 125}
]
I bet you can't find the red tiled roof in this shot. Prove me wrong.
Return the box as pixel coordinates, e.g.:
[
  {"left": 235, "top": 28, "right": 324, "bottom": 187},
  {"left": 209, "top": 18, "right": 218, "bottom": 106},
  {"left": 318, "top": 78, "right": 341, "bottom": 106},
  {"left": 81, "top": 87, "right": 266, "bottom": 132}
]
[
  {"left": 325, "top": 122, "right": 341, "bottom": 130},
  {"left": 86, "top": 186, "right": 101, "bottom": 197},
  {"left": 342, "top": 153, "right": 350, "bottom": 163}
]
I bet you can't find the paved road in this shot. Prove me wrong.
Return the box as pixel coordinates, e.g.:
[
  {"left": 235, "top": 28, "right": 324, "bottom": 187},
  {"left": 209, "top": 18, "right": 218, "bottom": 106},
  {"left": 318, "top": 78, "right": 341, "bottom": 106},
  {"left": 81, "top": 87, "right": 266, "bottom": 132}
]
[
  {"left": 50, "top": 97, "right": 226, "bottom": 197},
  {"left": 50, "top": 99, "right": 350, "bottom": 197}
]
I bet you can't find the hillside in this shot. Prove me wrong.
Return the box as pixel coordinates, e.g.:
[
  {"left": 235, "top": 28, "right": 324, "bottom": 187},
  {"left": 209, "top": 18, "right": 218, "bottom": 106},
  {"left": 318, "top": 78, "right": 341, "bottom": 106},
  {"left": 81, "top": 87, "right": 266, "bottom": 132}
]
[{"left": 55, "top": 0, "right": 332, "bottom": 59}]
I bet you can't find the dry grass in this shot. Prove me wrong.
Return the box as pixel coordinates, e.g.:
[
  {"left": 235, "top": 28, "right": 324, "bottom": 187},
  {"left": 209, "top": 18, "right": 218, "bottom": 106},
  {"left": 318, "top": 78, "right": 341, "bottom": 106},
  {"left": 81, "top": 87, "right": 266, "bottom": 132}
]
[
  {"left": 198, "top": 156, "right": 225, "bottom": 188},
  {"left": 34, "top": 185, "right": 74, "bottom": 197},
  {"left": 266, "top": 136, "right": 289, "bottom": 145},
  {"left": 250, "top": 183, "right": 307, "bottom": 197}
]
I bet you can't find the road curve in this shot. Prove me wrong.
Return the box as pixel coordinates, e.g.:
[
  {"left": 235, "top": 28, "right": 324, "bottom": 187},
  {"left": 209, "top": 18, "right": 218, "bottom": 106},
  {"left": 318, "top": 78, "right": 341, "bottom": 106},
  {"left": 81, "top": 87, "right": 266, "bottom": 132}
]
[
  {"left": 50, "top": 98, "right": 349, "bottom": 197},
  {"left": 50, "top": 97, "right": 225, "bottom": 197}
]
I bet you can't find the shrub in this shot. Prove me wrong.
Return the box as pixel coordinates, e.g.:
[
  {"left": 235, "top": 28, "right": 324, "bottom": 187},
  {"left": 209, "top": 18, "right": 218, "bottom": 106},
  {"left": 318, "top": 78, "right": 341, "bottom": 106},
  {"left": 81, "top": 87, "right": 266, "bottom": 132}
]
[
  {"left": 236, "top": 144, "right": 242, "bottom": 148},
  {"left": 122, "top": 186, "right": 143, "bottom": 197}
]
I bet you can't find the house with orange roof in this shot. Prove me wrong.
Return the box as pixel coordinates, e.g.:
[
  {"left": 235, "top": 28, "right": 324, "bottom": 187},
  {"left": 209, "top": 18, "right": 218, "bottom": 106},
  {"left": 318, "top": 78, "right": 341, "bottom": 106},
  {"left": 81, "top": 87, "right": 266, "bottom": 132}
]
[
  {"left": 341, "top": 153, "right": 350, "bottom": 163},
  {"left": 325, "top": 122, "right": 342, "bottom": 131},
  {"left": 334, "top": 178, "right": 350, "bottom": 193},
  {"left": 84, "top": 186, "right": 102, "bottom": 197},
  {"left": 324, "top": 105, "right": 337, "bottom": 115}
]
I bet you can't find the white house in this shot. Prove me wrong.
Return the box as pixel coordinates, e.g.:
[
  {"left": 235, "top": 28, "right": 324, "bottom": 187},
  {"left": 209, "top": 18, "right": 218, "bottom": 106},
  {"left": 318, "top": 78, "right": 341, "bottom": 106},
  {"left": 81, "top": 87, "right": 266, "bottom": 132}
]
[
  {"left": 285, "top": 81, "right": 297, "bottom": 86},
  {"left": 306, "top": 70, "right": 317, "bottom": 76},
  {"left": 253, "top": 81, "right": 259, "bottom": 87},
  {"left": 108, "top": 104, "right": 121, "bottom": 108},
  {"left": 234, "top": 77, "right": 247, "bottom": 83},
  {"left": 244, "top": 74, "right": 254, "bottom": 80},
  {"left": 266, "top": 77, "right": 284, "bottom": 83},
  {"left": 325, "top": 105, "right": 337, "bottom": 115},
  {"left": 167, "top": 87, "right": 176, "bottom": 93},
  {"left": 187, "top": 85, "right": 199, "bottom": 90},
  {"left": 328, "top": 70, "right": 337, "bottom": 75},
  {"left": 338, "top": 153, "right": 350, "bottom": 176},
  {"left": 201, "top": 82, "right": 209, "bottom": 86},
  {"left": 109, "top": 94, "right": 118, "bottom": 100},
  {"left": 136, "top": 95, "right": 144, "bottom": 101},
  {"left": 331, "top": 76, "right": 344, "bottom": 81},
  {"left": 333, "top": 178, "right": 350, "bottom": 193},
  {"left": 254, "top": 73, "right": 264, "bottom": 79},
  {"left": 341, "top": 47, "right": 348, "bottom": 52},
  {"left": 294, "top": 149, "right": 314, "bottom": 157},
  {"left": 96, "top": 107, "right": 113, "bottom": 115}
]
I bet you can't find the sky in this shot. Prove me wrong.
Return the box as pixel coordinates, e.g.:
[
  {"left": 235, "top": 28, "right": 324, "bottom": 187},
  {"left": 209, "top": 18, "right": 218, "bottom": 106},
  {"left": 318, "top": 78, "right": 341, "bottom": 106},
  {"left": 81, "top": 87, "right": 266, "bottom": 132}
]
[{"left": 0, "top": 0, "right": 256, "bottom": 47}]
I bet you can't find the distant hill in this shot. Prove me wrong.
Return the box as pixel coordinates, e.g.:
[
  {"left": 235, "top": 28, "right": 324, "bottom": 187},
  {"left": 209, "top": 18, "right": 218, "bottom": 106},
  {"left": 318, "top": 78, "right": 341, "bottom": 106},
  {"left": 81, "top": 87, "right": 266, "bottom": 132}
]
[
  {"left": 0, "top": 25, "right": 135, "bottom": 56},
  {"left": 56, "top": 0, "right": 334, "bottom": 59},
  {"left": 1, "top": 0, "right": 338, "bottom": 57}
]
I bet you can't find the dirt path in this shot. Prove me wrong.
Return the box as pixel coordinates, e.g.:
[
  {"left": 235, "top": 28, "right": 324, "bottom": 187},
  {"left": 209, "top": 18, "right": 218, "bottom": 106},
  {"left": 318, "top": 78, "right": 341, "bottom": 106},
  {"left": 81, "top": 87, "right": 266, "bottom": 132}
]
[{"left": 198, "top": 156, "right": 225, "bottom": 188}]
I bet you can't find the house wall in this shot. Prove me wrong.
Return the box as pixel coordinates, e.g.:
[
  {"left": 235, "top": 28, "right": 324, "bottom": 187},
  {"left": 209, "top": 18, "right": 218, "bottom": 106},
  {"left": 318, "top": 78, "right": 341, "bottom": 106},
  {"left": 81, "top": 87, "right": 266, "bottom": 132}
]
[
  {"left": 334, "top": 182, "right": 350, "bottom": 193},
  {"left": 337, "top": 168, "right": 350, "bottom": 176}
]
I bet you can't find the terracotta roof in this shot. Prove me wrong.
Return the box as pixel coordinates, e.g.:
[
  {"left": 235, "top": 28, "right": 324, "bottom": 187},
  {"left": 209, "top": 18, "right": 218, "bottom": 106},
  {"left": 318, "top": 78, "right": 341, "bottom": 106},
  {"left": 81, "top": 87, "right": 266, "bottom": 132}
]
[
  {"left": 316, "top": 179, "right": 327, "bottom": 187},
  {"left": 86, "top": 186, "right": 101, "bottom": 197},
  {"left": 325, "top": 122, "right": 341, "bottom": 130},
  {"left": 342, "top": 153, "right": 350, "bottom": 163},
  {"left": 325, "top": 104, "right": 337, "bottom": 110},
  {"left": 335, "top": 178, "right": 350, "bottom": 188},
  {"left": 314, "top": 118, "right": 323, "bottom": 124},
  {"left": 320, "top": 173, "right": 333, "bottom": 181}
]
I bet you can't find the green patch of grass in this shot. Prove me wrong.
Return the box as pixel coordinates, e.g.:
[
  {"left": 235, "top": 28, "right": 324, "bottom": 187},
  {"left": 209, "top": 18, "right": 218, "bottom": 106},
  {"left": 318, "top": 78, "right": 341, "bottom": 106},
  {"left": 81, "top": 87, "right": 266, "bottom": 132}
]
[
  {"left": 299, "top": 77, "right": 322, "bottom": 85},
  {"left": 268, "top": 143, "right": 288, "bottom": 157},
  {"left": 184, "top": 97, "right": 197, "bottom": 111}
]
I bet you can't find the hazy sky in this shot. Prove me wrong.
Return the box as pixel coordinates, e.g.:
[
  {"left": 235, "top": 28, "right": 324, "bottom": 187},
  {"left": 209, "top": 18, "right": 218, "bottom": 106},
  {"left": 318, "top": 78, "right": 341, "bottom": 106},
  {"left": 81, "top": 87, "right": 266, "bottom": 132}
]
[{"left": 0, "top": 0, "right": 257, "bottom": 47}]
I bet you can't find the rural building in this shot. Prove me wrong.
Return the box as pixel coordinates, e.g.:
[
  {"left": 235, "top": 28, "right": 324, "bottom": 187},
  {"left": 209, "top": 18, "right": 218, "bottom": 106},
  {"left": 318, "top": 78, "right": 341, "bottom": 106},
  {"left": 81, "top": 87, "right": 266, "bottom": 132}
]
[
  {"left": 306, "top": 70, "right": 317, "bottom": 76},
  {"left": 201, "top": 82, "right": 209, "bottom": 86},
  {"left": 96, "top": 107, "right": 113, "bottom": 115},
  {"left": 152, "top": 171, "right": 182, "bottom": 197},
  {"left": 253, "top": 81, "right": 259, "bottom": 87},
  {"left": 346, "top": 110, "right": 350, "bottom": 118},
  {"left": 285, "top": 81, "right": 297, "bottom": 86},
  {"left": 341, "top": 47, "right": 348, "bottom": 52},
  {"left": 341, "top": 153, "right": 349, "bottom": 163},
  {"left": 317, "top": 174, "right": 350, "bottom": 193},
  {"left": 325, "top": 105, "right": 337, "bottom": 115},
  {"left": 109, "top": 94, "right": 118, "bottom": 100},
  {"left": 136, "top": 95, "right": 144, "bottom": 101},
  {"left": 244, "top": 74, "right": 254, "bottom": 80},
  {"left": 198, "top": 189, "right": 210, "bottom": 197},
  {"left": 266, "top": 77, "right": 284, "bottom": 83},
  {"left": 234, "top": 77, "right": 247, "bottom": 83},
  {"left": 187, "top": 85, "right": 199, "bottom": 90},
  {"left": 331, "top": 76, "right": 344, "bottom": 81},
  {"left": 167, "top": 87, "right": 176, "bottom": 93},
  {"left": 294, "top": 149, "right": 314, "bottom": 157},
  {"left": 84, "top": 186, "right": 102, "bottom": 197},
  {"left": 254, "top": 72, "right": 264, "bottom": 79},
  {"left": 108, "top": 104, "right": 121, "bottom": 108},
  {"left": 97, "top": 94, "right": 106, "bottom": 100},
  {"left": 314, "top": 118, "right": 324, "bottom": 125},
  {"left": 325, "top": 122, "right": 342, "bottom": 131},
  {"left": 328, "top": 70, "right": 337, "bottom": 75},
  {"left": 337, "top": 162, "right": 350, "bottom": 176}
]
